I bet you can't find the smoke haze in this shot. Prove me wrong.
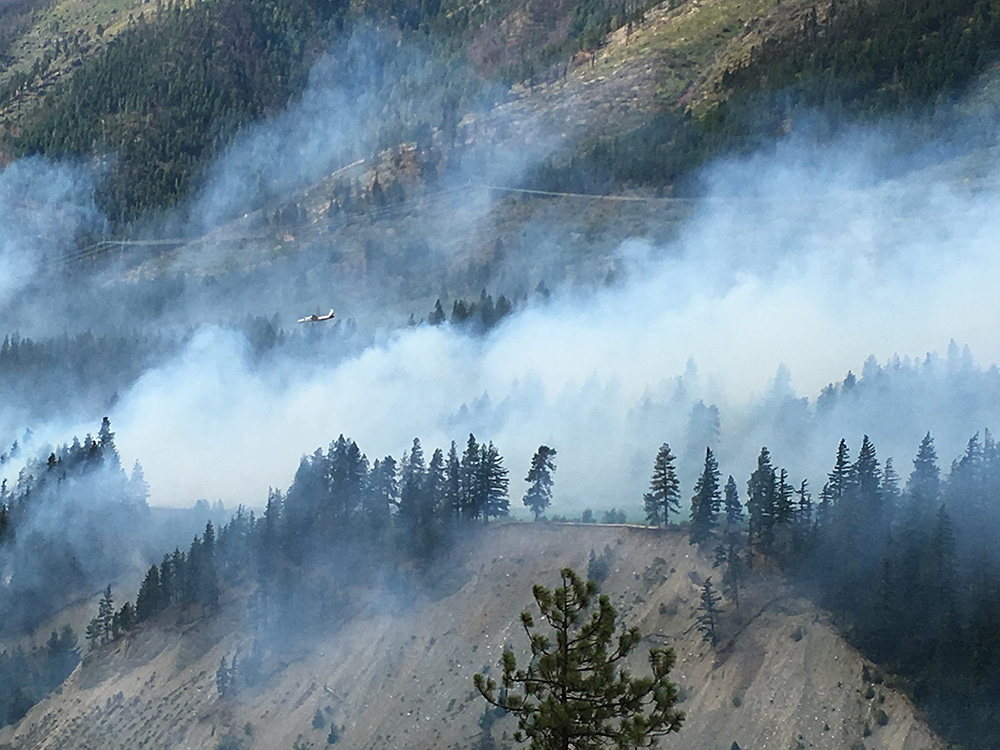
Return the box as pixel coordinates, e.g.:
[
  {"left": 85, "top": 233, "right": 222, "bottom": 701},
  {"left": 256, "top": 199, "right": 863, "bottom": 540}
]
[
  {"left": 3, "top": 33, "right": 1000, "bottom": 514},
  {"left": 116, "top": 128, "right": 1000, "bottom": 508}
]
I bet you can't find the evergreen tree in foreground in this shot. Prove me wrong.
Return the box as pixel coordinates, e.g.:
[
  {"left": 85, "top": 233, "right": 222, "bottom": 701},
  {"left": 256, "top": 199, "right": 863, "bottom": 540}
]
[{"left": 474, "top": 566, "right": 684, "bottom": 749}]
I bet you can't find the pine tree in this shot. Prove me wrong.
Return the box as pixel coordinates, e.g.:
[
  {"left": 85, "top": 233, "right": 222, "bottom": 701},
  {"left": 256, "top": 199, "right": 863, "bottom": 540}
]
[
  {"left": 746, "top": 447, "right": 776, "bottom": 554},
  {"left": 364, "top": 456, "right": 397, "bottom": 533},
  {"left": 429, "top": 299, "right": 446, "bottom": 325},
  {"left": 135, "top": 564, "right": 162, "bottom": 621},
  {"left": 827, "top": 439, "right": 852, "bottom": 506},
  {"left": 644, "top": 443, "right": 680, "bottom": 526},
  {"left": 127, "top": 460, "right": 149, "bottom": 506},
  {"left": 696, "top": 577, "right": 722, "bottom": 645},
  {"left": 908, "top": 432, "right": 941, "bottom": 514},
  {"left": 443, "top": 442, "right": 462, "bottom": 522},
  {"left": 882, "top": 458, "right": 901, "bottom": 507},
  {"left": 427, "top": 448, "right": 447, "bottom": 519},
  {"left": 522, "top": 445, "right": 557, "bottom": 521},
  {"left": 722, "top": 476, "right": 743, "bottom": 531},
  {"left": 460, "top": 434, "right": 481, "bottom": 521},
  {"left": 474, "top": 567, "right": 684, "bottom": 749},
  {"left": 479, "top": 442, "right": 509, "bottom": 524},
  {"left": 398, "top": 437, "right": 427, "bottom": 540},
  {"left": 774, "top": 469, "right": 794, "bottom": 525},
  {"left": 97, "top": 585, "right": 115, "bottom": 644},
  {"left": 113, "top": 601, "right": 135, "bottom": 638},
  {"left": 689, "top": 447, "right": 721, "bottom": 545},
  {"left": 198, "top": 521, "right": 220, "bottom": 610},
  {"left": 259, "top": 488, "right": 283, "bottom": 574},
  {"left": 854, "top": 435, "right": 882, "bottom": 512},
  {"left": 216, "top": 656, "right": 232, "bottom": 698},
  {"left": 97, "top": 416, "right": 120, "bottom": 469},
  {"left": 793, "top": 479, "right": 813, "bottom": 553}
]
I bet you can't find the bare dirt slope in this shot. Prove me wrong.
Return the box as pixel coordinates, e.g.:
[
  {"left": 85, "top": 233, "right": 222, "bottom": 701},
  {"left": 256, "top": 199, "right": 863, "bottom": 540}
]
[{"left": 0, "top": 524, "right": 942, "bottom": 750}]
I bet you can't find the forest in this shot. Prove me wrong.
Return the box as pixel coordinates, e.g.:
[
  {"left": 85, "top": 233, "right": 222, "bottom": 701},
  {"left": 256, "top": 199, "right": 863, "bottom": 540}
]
[
  {"left": 3, "top": 393, "right": 1000, "bottom": 748},
  {"left": 2, "top": 0, "right": 1000, "bottom": 745},
  {"left": 6, "top": 0, "right": 1000, "bottom": 226}
]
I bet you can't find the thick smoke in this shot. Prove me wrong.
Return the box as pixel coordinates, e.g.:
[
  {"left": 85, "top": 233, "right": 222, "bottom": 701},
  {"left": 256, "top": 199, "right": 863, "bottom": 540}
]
[
  {"left": 3, "top": 32, "right": 1000, "bottom": 516},
  {"left": 188, "top": 25, "right": 539, "bottom": 234},
  {"left": 0, "top": 158, "right": 98, "bottom": 306},
  {"left": 108, "top": 123, "right": 1000, "bottom": 508}
]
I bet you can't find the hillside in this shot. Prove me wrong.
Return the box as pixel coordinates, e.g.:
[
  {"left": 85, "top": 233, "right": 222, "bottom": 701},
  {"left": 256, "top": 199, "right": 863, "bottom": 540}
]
[{"left": 0, "top": 525, "right": 942, "bottom": 750}]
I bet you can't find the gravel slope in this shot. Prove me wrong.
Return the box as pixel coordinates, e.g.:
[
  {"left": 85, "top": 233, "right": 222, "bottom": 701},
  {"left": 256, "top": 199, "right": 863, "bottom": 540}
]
[{"left": 0, "top": 524, "right": 942, "bottom": 750}]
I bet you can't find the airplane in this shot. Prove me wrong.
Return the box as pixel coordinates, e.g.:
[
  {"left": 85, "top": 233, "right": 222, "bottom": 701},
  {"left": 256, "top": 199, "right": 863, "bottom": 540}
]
[{"left": 298, "top": 309, "right": 335, "bottom": 323}]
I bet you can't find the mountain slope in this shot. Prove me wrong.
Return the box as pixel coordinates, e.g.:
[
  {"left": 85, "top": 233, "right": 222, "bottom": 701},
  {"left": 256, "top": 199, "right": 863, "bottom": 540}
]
[{"left": 0, "top": 524, "right": 942, "bottom": 750}]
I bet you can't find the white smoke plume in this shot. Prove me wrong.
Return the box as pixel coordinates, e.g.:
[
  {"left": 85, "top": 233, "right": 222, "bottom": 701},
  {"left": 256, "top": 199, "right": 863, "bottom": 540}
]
[
  {"left": 3, "top": 31, "right": 1000, "bottom": 515},
  {"left": 110, "top": 124, "right": 1000, "bottom": 510},
  {"left": 0, "top": 157, "right": 98, "bottom": 306}
]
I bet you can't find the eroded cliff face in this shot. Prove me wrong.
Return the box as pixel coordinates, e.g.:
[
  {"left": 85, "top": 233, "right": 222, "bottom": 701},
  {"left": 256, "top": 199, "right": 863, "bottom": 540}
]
[{"left": 0, "top": 524, "right": 942, "bottom": 750}]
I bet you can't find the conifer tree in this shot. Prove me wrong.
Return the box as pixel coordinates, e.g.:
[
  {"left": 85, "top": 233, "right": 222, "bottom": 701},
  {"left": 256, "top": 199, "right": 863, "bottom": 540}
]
[
  {"left": 460, "top": 434, "right": 481, "bottom": 521},
  {"left": 443, "top": 442, "right": 462, "bottom": 522},
  {"left": 644, "top": 443, "right": 680, "bottom": 526},
  {"left": 793, "top": 479, "right": 813, "bottom": 552},
  {"left": 696, "top": 578, "right": 722, "bottom": 645},
  {"left": 127, "top": 460, "right": 149, "bottom": 506},
  {"left": 136, "top": 564, "right": 162, "bottom": 621},
  {"left": 97, "top": 585, "right": 115, "bottom": 643},
  {"left": 98, "top": 416, "right": 120, "bottom": 469},
  {"left": 908, "top": 432, "right": 940, "bottom": 513},
  {"left": 198, "top": 521, "right": 220, "bottom": 610},
  {"left": 854, "top": 435, "right": 881, "bottom": 510},
  {"left": 398, "top": 438, "right": 427, "bottom": 538},
  {"left": 216, "top": 656, "right": 232, "bottom": 698},
  {"left": 882, "top": 458, "right": 901, "bottom": 506},
  {"left": 479, "top": 442, "right": 510, "bottom": 524},
  {"left": 746, "top": 447, "right": 776, "bottom": 553},
  {"left": 523, "top": 445, "right": 557, "bottom": 521},
  {"left": 0, "top": 503, "right": 9, "bottom": 543},
  {"left": 364, "top": 456, "right": 397, "bottom": 532},
  {"left": 827, "top": 439, "right": 852, "bottom": 507},
  {"left": 429, "top": 299, "right": 446, "bottom": 325},
  {"left": 774, "top": 469, "right": 794, "bottom": 525},
  {"left": 722, "top": 476, "right": 743, "bottom": 531},
  {"left": 474, "top": 567, "right": 684, "bottom": 749},
  {"left": 689, "top": 447, "right": 721, "bottom": 545},
  {"left": 112, "top": 601, "right": 135, "bottom": 638}
]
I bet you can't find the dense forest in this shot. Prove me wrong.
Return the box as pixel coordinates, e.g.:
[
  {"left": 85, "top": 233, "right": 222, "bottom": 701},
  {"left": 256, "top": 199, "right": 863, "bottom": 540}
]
[
  {"left": 8, "top": 0, "right": 1000, "bottom": 226},
  {"left": 1, "top": 0, "right": 656, "bottom": 225},
  {"left": 538, "top": 0, "right": 1000, "bottom": 192}
]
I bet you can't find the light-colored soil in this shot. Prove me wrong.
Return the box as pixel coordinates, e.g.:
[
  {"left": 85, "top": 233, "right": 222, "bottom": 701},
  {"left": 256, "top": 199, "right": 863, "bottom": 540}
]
[{"left": 0, "top": 523, "right": 942, "bottom": 750}]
